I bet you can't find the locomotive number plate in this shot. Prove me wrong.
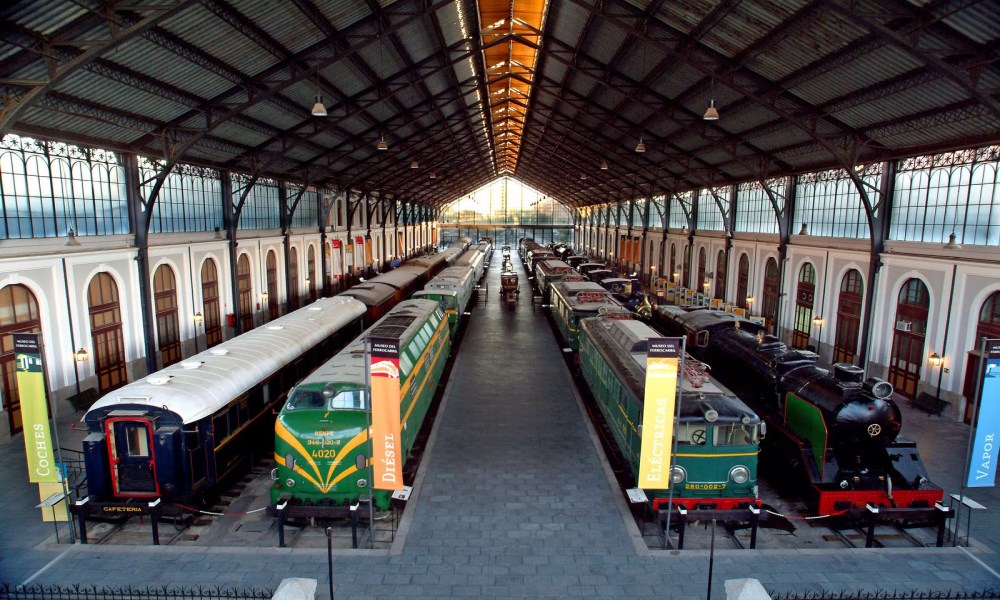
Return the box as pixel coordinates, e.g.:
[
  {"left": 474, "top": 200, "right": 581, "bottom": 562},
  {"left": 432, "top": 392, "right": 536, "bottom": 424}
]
[{"left": 684, "top": 483, "right": 726, "bottom": 491}]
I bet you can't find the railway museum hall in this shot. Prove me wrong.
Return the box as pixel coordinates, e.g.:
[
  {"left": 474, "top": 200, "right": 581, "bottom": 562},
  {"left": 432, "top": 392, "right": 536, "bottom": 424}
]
[{"left": 0, "top": 0, "right": 999, "bottom": 596}]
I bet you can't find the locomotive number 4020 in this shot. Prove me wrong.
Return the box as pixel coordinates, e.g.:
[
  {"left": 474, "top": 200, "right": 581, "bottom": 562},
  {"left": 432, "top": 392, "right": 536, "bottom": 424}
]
[{"left": 310, "top": 449, "right": 340, "bottom": 459}]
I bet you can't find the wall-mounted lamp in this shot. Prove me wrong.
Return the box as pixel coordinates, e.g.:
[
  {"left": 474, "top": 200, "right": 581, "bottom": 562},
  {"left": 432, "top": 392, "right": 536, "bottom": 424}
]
[
  {"left": 798, "top": 223, "right": 809, "bottom": 236},
  {"left": 194, "top": 311, "right": 203, "bottom": 325},
  {"left": 746, "top": 295, "right": 755, "bottom": 306},
  {"left": 673, "top": 271, "right": 681, "bottom": 283},
  {"left": 75, "top": 348, "right": 89, "bottom": 362},
  {"left": 928, "top": 352, "right": 942, "bottom": 367},
  {"left": 304, "top": 277, "right": 311, "bottom": 285},
  {"left": 943, "top": 232, "right": 961, "bottom": 250},
  {"left": 812, "top": 315, "right": 823, "bottom": 328},
  {"left": 261, "top": 291, "right": 269, "bottom": 304},
  {"left": 66, "top": 228, "right": 81, "bottom": 246},
  {"left": 703, "top": 279, "right": 711, "bottom": 291}
]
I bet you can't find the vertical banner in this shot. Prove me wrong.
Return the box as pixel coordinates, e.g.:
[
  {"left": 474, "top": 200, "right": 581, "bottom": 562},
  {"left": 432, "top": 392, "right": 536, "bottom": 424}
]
[
  {"left": 638, "top": 337, "right": 681, "bottom": 489},
  {"left": 369, "top": 336, "right": 404, "bottom": 490},
  {"left": 14, "top": 333, "right": 59, "bottom": 483},
  {"left": 967, "top": 338, "right": 1000, "bottom": 488}
]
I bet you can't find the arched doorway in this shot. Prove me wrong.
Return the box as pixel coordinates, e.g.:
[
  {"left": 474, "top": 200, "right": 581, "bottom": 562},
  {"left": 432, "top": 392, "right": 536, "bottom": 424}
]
[
  {"left": 714, "top": 250, "right": 726, "bottom": 300},
  {"left": 682, "top": 244, "right": 690, "bottom": 288},
  {"left": 288, "top": 247, "right": 299, "bottom": 311},
  {"left": 0, "top": 284, "right": 41, "bottom": 435},
  {"left": 832, "top": 269, "right": 864, "bottom": 364},
  {"left": 669, "top": 243, "right": 677, "bottom": 283},
  {"left": 201, "top": 259, "right": 222, "bottom": 347},
  {"left": 791, "top": 263, "right": 816, "bottom": 350},
  {"left": 266, "top": 250, "right": 279, "bottom": 320},
  {"left": 153, "top": 264, "right": 181, "bottom": 368},
  {"left": 963, "top": 291, "right": 1000, "bottom": 422},
  {"left": 237, "top": 254, "right": 254, "bottom": 332},
  {"left": 762, "top": 258, "right": 779, "bottom": 333},
  {"left": 88, "top": 273, "right": 127, "bottom": 394},
  {"left": 887, "top": 278, "right": 930, "bottom": 400},
  {"left": 697, "top": 247, "right": 708, "bottom": 295},
  {"left": 736, "top": 254, "right": 749, "bottom": 309},
  {"left": 307, "top": 245, "right": 317, "bottom": 301}
]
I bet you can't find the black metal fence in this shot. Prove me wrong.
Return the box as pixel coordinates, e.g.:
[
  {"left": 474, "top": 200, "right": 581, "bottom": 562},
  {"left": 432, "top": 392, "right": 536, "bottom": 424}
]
[
  {"left": 0, "top": 584, "right": 272, "bottom": 600},
  {"left": 771, "top": 590, "right": 999, "bottom": 600}
]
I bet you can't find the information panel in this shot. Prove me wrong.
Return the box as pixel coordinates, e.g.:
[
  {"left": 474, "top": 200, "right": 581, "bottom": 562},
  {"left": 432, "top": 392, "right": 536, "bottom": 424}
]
[
  {"left": 638, "top": 337, "right": 680, "bottom": 489},
  {"left": 369, "top": 336, "right": 404, "bottom": 491},
  {"left": 15, "top": 333, "right": 59, "bottom": 484},
  {"left": 967, "top": 338, "right": 1000, "bottom": 488}
]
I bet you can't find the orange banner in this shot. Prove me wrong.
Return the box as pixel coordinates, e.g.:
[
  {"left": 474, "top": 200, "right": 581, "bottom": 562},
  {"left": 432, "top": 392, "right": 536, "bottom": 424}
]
[
  {"left": 638, "top": 338, "right": 680, "bottom": 489},
  {"left": 369, "top": 337, "right": 403, "bottom": 490}
]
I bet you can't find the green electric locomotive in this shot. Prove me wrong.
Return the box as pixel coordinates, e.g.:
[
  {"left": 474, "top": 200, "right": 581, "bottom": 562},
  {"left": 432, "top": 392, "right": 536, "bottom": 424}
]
[
  {"left": 578, "top": 313, "right": 763, "bottom": 510},
  {"left": 271, "top": 298, "right": 451, "bottom": 510}
]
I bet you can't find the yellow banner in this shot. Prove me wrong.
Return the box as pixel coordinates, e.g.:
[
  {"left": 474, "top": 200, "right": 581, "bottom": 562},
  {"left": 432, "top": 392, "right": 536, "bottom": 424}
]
[
  {"left": 638, "top": 338, "right": 680, "bottom": 489},
  {"left": 370, "top": 337, "right": 403, "bottom": 490},
  {"left": 15, "top": 334, "right": 59, "bottom": 483}
]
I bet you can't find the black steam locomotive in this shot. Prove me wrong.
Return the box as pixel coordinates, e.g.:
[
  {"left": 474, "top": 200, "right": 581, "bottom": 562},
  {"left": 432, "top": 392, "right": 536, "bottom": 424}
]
[{"left": 649, "top": 305, "right": 943, "bottom": 515}]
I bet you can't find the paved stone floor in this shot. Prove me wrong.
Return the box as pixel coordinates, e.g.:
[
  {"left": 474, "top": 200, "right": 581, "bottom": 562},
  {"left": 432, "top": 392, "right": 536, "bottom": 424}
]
[{"left": 0, "top": 249, "right": 997, "bottom": 599}]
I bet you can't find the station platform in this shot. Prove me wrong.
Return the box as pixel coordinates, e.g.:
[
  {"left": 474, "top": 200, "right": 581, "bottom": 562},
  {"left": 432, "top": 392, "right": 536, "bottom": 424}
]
[{"left": 1, "top": 250, "right": 998, "bottom": 598}]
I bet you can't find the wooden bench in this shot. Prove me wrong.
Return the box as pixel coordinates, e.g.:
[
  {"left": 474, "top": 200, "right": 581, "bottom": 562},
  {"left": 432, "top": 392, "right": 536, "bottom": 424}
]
[
  {"left": 67, "top": 387, "right": 99, "bottom": 412},
  {"left": 911, "top": 391, "right": 950, "bottom": 416}
]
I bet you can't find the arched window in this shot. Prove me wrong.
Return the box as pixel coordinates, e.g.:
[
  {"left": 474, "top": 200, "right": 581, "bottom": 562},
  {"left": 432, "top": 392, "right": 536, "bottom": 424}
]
[
  {"left": 791, "top": 263, "right": 816, "bottom": 349},
  {"left": 0, "top": 284, "right": 41, "bottom": 435},
  {"left": 288, "top": 247, "right": 299, "bottom": 312},
  {"left": 963, "top": 291, "right": 1000, "bottom": 422},
  {"left": 201, "top": 259, "right": 222, "bottom": 347},
  {"left": 697, "top": 247, "right": 708, "bottom": 295},
  {"left": 736, "top": 254, "right": 749, "bottom": 309},
  {"left": 307, "top": 245, "right": 317, "bottom": 301},
  {"left": 153, "top": 264, "right": 181, "bottom": 367},
  {"left": 714, "top": 250, "right": 726, "bottom": 300},
  {"left": 237, "top": 254, "right": 254, "bottom": 332},
  {"left": 266, "top": 250, "right": 279, "bottom": 320},
  {"left": 832, "top": 270, "right": 864, "bottom": 364},
  {"left": 761, "top": 258, "right": 779, "bottom": 333},
  {"left": 888, "top": 278, "right": 930, "bottom": 399},
  {"left": 88, "top": 273, "right": 127, "bottom": 394},
  {"left": 656, "top": 240, "right": 665, "bottom": 277}
]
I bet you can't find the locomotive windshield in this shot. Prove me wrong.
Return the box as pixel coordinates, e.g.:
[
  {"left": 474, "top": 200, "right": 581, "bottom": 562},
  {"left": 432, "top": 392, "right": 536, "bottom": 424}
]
[
  {"left": 713, "top": 424, "right": 759, "bottom": 446},
  {"left": 286, "top": 387, "right": 368, "bottom": 410}
]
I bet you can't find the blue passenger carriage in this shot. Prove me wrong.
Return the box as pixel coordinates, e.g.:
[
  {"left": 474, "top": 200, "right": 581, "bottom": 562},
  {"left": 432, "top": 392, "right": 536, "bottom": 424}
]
[{"left": 81, "top": 297, "right": 367, "bottom": 506}]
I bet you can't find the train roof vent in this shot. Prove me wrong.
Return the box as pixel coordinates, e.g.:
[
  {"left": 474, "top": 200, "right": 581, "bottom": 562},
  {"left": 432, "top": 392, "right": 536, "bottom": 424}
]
[
  {"left": 833, "top": 363, "right": 864, "bottom": 386},
  {"left": 370, "top": 315, "right": 415, "bottom": 338}
]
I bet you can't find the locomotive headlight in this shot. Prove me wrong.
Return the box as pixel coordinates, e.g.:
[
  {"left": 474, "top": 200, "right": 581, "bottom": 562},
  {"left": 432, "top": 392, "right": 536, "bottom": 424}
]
[
  {"left": 357, "top": 478, "right": 368, "bottom": 488},
  {"left": 285, "top": 478, "right": 296, "bottom": 488},
  {"left": 669, "top": 466, "right": 686, "bottom": 484},
  {"left": 729, "top": 466, "right": 750, "bottom": 484}
]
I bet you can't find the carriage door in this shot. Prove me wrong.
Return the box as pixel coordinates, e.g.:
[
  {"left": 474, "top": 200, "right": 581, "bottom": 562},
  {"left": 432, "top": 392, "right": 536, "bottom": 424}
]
[{"left": 105, "top": 414, "right": 159, "bottom": 497}]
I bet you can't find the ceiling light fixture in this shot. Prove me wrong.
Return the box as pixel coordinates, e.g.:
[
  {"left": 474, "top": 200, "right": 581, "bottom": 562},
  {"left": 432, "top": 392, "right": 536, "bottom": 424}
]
[
  {"left": 430, "top": 171, "right": 437, "bottom": 179},
  {"left": 943, "top": 232, "right": 962, "bottom": 250},
  {"left": 703, "top": 99, "right": 719, "bottom": 121},
  {"left": 635, "top": 137, "right": 646, "bottom": 153},
  {"left": 311, "top": 94, "right": 327, "bottom": 117},
  {"left": 704, "top": 76, "right": 719, "bottom": 120},
  {"left": 410, "top": 160, "right": 419, "bottom": 169},
  {"left": 600, "top": 160, "right": 608, "bottom": 170},
  {"left": 377, "top": 134, "right": 388, "bottom": 151},
  {"left": 798, "top": 222, "right": 809, "bottom": 236}
]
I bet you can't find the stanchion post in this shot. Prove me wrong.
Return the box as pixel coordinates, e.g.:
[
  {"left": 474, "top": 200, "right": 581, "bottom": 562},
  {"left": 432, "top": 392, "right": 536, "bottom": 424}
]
[
  {"left": 350, "top": 503, "right": 359, "bottom": 549},
  {"left": 149, "top": 498, "right": 161, "bottom": 545},
  {"left": 706, "top": 518, "right": 716, "bottom": 600},
  {"left": 748, "top": 505, "right": 760, "bottom": 549},
  {"left": 276, "top": 500, "right": 287, "bottom": 548},
  {"left": 325, "top": 526, "right": 335, "bottom": 600},
  {"left": 75, "top": 498, "right": 89, "bottom": 544},
  {"left": 865, "top": 504, "right": 878, "bottom": 548},
  {"left": 935, "top": 503, "right": 949, "bottom": 547}
]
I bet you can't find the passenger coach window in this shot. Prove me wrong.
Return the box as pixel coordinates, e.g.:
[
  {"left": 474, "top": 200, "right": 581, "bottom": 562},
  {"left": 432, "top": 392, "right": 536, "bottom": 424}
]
[{"left": 126, "top": 425, "right": 150, "bottom": 457}]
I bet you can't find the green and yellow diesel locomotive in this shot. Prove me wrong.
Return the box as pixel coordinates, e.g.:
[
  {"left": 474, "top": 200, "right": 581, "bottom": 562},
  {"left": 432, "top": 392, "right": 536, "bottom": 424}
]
[
  {"left": 271, "top": 298, "right": 451, "bottom": 510},
  {"left": 579, "top": 313, "right": 763, "bottom": 510}
]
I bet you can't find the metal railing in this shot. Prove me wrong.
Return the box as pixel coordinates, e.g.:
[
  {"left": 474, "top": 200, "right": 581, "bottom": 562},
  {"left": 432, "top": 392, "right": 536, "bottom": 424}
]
[{"left": 0, "top": 583, "right": 272, "bottom": 600}]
